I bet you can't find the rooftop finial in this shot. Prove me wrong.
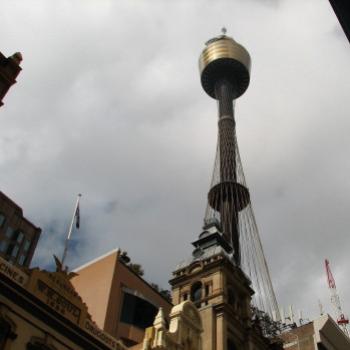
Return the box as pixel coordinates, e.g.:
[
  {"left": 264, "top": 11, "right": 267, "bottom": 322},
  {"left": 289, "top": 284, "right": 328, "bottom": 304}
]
[{"left": 221, "top": 27, "right": 227, "bottom": 35}]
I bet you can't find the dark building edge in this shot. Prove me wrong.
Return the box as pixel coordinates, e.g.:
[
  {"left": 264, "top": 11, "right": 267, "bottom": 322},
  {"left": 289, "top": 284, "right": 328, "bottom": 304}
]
[{"left": 328, "top": 0, "right": 350, "bottom": 43}]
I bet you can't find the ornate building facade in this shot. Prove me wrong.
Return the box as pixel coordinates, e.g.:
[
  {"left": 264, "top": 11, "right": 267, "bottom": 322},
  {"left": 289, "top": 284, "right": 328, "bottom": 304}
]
[
  {"left": 0, "top": 255, "right": 127, "bottom": 350},
  {"left": 0, "top": 253, "right": 203, "bottom": 350},
  {"left": 142, "top": 302, "right": 203, "bottom": 350},
  {"left": 169, "top": 234, "right": 280, "bottom": 350}
]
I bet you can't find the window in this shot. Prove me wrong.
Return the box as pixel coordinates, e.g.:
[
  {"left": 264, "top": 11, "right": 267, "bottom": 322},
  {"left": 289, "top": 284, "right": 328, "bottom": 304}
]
[
  {"left": 16, "top": 231, "right": 24, "bottom": 243},
  {"left": 11, "top": 245, "right": 19, "bottom": 258},
  {"left": 191, "top": 282, "right": 202, "bottom": 307},
  {"left": 23, "top": 239, "right": 31, "bottom": 252},
  {"left": 120, "top": 292, "right": 158, "bottom": 329},
  {"left": 0, "top": 214, "right": 5, "bottom": 227},
  {"left": 204, "top": 284, "right": 210, "bottom": 306},
  {"left": 0, "top": 241, "right": 8, "bottom": 253},
  {"left": 5, "top": 227, "right": 14, "bottom": 239},
  {"left": 18, "top": 254, "right": 26, "bottom": 266},
  {"left": 183, "top": 293, "right": 188, "bottom": 301}
]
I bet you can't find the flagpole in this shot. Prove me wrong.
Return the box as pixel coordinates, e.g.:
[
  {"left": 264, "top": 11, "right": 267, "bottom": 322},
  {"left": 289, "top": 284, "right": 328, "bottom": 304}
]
[{"left": 61, "top": 193, "right": 82, "bottom": 269}]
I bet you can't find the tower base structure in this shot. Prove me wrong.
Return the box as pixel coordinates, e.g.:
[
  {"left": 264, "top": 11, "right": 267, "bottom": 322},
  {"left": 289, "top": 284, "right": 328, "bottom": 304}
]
[{"left": 169, "top": 239, "right": 282, "bottom": 350}]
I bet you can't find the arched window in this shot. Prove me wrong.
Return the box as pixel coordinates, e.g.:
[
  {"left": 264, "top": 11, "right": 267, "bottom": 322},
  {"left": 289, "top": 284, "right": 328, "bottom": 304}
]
[{"left": 190, "top": 282, "right": 202, "bottom": 307}]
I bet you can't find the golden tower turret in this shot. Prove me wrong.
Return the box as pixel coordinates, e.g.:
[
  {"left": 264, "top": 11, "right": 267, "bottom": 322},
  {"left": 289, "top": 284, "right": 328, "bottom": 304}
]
[{"left": 199, "top": 32, "right": 251, "bottom": 100}]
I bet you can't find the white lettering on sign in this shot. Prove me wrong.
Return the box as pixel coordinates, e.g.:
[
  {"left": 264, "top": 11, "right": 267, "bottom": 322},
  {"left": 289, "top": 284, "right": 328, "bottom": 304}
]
[
  {"left": 36, "top": 279, "right": 81, "bottom": 324},
  {"left": 84, "top": 319, "right": 126, "bottom": 350},
  {"left": 0, "top": 256, "right": 28, "bottom": 286}
]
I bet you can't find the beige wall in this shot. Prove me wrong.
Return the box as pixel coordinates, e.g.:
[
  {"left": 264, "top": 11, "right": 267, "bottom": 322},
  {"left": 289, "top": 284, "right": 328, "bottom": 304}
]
[
  {"left": 72, "top": 251, "right": 118, "bottom": 329},
  {"left": 199, "top": 306, "right": 215, "bottom": 350}
]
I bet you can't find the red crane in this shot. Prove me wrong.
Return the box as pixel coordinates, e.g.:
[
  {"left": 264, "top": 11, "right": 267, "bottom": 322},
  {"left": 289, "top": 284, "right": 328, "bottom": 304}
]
[{"left": 325, "top": 259, "right": 349, "bottom": 336}]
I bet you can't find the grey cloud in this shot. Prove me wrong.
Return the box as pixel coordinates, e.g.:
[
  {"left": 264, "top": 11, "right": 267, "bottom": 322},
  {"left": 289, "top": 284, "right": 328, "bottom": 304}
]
[{"left": 1, "top": 0, "right": 349, "bottom": 317}]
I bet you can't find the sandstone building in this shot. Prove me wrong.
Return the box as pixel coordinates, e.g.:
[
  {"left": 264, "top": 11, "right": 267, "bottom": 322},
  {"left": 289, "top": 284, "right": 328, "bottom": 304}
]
[
  {"left": 0, "top": 253, "right": 202, "bottom": 350},
  {"left": 0, "top": 255, "right": 127, "bottom": 350}
]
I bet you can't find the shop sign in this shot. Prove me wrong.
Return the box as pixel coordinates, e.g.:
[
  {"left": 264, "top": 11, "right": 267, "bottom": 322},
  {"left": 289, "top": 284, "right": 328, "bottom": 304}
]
[
  {"left": 36, "top": 279, "right": 81, "bottom": 324},
  {"left": 84, "top": 319, "right": 126, "bottom": 350},
  {"left": 0, "top": 256, "right": 28, "bottom": 286}
]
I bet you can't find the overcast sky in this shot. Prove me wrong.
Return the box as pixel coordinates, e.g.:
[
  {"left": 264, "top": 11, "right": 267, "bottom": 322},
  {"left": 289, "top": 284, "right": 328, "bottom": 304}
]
[{"left": 1, "top": 0, "right": 349, "bottom": 324}]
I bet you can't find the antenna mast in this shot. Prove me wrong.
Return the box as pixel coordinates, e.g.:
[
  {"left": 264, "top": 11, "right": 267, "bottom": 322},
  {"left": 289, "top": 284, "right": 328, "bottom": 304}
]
[{"left": 325, "top": 259, "right": 349, "bottom": 336}]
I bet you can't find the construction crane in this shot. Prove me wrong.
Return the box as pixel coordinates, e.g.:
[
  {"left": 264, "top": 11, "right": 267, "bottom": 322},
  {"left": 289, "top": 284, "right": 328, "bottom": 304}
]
[{"left": 325, "top": 259, "right": 349, "bottom": 336}]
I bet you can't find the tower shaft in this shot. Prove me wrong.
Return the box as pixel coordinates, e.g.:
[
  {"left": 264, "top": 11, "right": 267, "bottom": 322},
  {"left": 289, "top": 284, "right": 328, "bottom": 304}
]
[
  {"left": 215, "top": 80, "right": 240, "bottom": 264},
  {"left": 216, "top": 80, "right": 236, "bottom": 182},
  {"left": 207, "top": 77, "right": 250, "bottom": 265}
]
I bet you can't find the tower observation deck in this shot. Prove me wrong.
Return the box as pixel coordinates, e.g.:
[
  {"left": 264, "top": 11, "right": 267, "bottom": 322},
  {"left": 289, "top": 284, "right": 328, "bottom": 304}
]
[{"left": 198, "top": 32, "right": 280, "bottom": 320}]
